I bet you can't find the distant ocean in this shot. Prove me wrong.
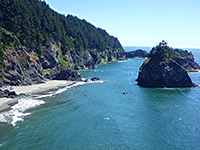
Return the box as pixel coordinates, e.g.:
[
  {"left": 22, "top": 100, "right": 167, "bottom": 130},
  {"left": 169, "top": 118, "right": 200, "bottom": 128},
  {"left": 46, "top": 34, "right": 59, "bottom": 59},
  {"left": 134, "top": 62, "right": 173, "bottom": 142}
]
[{"left": 0, "top": 46, "right": 200, "bottom": 150}]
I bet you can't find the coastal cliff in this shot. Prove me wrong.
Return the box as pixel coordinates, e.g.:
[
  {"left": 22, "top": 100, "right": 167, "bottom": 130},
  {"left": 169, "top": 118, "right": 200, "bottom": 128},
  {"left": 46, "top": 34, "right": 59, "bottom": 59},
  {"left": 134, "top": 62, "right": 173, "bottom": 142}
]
[
  {"left": 136, "top": 41, "right": 198, "bottom": 88},
  {"left": 0, "top": 0, "right": 126, "bottom": 87},
  {"left": 0, "top": 42, "right": 126, "bottom": 86}
]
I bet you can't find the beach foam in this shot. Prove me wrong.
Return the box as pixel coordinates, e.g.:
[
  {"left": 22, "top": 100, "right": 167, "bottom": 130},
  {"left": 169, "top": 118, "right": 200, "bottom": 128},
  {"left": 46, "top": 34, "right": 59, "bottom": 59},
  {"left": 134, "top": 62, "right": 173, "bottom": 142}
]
[
  {"left": 54, "top": 81, "right": 104, "bottom": 95},
  {"left": 0, "top": 98, "right": 45, "bottom": 126},
  {"left": 0, "top": 81, "right": 104, "bottom": 126}
]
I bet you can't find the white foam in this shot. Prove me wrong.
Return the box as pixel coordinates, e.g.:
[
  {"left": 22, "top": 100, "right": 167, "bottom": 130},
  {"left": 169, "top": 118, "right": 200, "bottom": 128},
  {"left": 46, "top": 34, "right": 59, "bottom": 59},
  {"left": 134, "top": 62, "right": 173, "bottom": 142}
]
[
  {"left": 105, "top": 117, "right": 110, "bottom": 120},
  {"left": 54, "top": 82, "right": 86, "bottom": 95},
  {"left": 36, "top": 94, "right": 53, "bottom": 99},
  {"left": 0, "top": 142, "right": 5, "bottom": 147},
  {"left": 0, "top": 81, "right": 104, "bottom": 126},
  {"left": 117, "top": 60, "right": 128, "bottom": 63},
  {"left": 90, "top": 80, "right": 104, "bottom": 83},
  {"left": 0, "top": 98, "right": 45, "bottom": 126}
]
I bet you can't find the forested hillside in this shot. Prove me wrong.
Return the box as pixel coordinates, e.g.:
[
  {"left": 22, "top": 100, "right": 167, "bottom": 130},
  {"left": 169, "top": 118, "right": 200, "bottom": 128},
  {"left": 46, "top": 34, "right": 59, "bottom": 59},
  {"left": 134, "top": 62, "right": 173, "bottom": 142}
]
[
  {"left": 0, "top": 0, "right": 123, "bottom": 56},
  {"left": 0, "top": 0, "right": 126, "bottom": 86}
]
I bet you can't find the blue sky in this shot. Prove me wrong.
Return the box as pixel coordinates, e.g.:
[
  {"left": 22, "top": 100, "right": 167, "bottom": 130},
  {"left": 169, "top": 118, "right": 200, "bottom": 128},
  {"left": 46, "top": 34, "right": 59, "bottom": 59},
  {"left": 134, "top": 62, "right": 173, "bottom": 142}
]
[{"left": 44, "top": 0, "right": 200, "bottom": 48}]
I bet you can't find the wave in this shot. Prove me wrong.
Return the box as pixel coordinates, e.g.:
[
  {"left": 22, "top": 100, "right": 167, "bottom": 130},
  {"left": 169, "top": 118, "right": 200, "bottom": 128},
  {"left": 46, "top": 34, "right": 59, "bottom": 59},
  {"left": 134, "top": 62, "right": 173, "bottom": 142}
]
[
  {"left": 117, "top": 60, "right": 128, "bottom": 63},
  {"left": 54, "top": 82, "right": 86, "bottom": 95},
  {"left": 94, "top": 70, "right": 104, "bottom": 72},
  {"left": 0, "top": 80, "right": 104, "bottom": 126},
  {"left": 0, "top": 98, "right": 45, "bottom": 126}
]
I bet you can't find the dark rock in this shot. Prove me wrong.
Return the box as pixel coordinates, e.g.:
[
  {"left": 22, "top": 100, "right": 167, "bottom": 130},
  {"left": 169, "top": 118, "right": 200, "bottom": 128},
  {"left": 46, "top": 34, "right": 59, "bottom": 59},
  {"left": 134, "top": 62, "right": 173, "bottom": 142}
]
[
  {"left": 0, "top": 89, "right": 19, "bottom": 98},
  {"left": 7, "top": 91, "right": 18, "bottom": 98},
  {"left": 67, "top": 50, "right": 95, "bottom": 69},
  {"left": 84, "top": 79, "right": 90, "bottom": 82},
  {"left": 136, "top": 41, "right": 199, "bottom": 88},
  {"left": 117, "top": 52, "right": 127, "bottom": 60},
  {"left": 123, "top": 92, "right": 129, "bottom": 94},
  {"left": 91, "top": 77, "right": 101, "bottom": 81},
  {"left": 50, "top": 65, "right": 82, "bottom": 81},
  {"left": 137, "top": 59, "right": 197, "bottom": 88},
  {"left": 127, "top": 49, "right": 149, "bottom": 58},
  {"left": 0, "top": 89, "right": 8, "bottom": 98},
  {"left": 173, "top": 57, "right": 200, "bottom": 71},
  {"left": 40, "top": 43, "right": 60, "bottom": 69},
  {"left": 1, "top": 45, "right": 45, "bottom": 86}
]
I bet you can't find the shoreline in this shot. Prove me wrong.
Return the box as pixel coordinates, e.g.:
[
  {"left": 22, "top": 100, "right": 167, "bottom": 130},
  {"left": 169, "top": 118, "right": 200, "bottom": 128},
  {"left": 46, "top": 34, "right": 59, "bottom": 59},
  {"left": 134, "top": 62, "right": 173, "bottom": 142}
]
[{"left": 0, "top": 80, "right": 76, "bottom": 112}]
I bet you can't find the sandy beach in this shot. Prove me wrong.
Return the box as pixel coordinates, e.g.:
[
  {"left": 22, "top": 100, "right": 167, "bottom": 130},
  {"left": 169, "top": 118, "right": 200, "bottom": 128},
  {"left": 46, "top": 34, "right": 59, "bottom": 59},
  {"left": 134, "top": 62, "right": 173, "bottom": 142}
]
[{"left": 0, "top": 80, "right": 76, "bottom": 112}]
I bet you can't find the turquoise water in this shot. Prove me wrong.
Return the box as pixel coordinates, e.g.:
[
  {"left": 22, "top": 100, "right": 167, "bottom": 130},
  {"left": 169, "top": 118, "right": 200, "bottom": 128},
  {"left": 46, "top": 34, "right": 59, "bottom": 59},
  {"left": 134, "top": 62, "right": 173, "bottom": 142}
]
[{"left": 0, "top": 47, "right": 200, "bottom": 150}]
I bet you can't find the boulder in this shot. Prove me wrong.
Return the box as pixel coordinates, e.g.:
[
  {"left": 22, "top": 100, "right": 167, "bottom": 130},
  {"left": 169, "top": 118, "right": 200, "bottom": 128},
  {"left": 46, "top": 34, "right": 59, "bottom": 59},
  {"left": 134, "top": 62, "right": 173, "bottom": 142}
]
[
  {"left": 84, "top": 79, "right": 91, "bottom": 82},
  {"left": 0, "top": 89, "right": 18, "bottom": 98},
  {"left": 91, "top": 77, "right": 101, "bottom": 81}
]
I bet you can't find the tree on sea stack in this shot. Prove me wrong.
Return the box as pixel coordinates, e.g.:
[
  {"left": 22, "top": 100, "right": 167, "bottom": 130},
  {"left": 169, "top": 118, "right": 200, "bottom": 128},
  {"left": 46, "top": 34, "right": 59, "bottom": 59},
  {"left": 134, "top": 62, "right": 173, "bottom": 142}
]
[
  {"left": 148, "top": 40, "right": 173, "bottom": 62},
  {"left": 136, "top": 41, "right": 197, "bottom": 88}
]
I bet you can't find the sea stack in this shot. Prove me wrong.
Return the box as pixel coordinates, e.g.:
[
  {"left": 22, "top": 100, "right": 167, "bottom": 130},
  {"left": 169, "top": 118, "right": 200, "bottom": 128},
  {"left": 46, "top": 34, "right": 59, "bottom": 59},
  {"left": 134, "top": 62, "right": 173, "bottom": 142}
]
[{"left": 136, "top": 40, "right": 198, "bottom": 88}]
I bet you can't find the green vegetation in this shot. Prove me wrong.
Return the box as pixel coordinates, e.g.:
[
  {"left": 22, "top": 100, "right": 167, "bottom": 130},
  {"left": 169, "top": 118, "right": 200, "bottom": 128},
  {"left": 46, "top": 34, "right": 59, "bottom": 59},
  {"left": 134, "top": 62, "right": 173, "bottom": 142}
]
[
  {"left": 43, "top": 68, "right": 52, "bottom": 74},
  {"left": 0, "top": 27, "right": 20, "bottom": 48},
  {"left": 149, "top": 40, "right": 192, "bottom": 62},
  {"left": 101, "top": 58, "right": 105, "bottom": 63},
  {"left": 0, "top": 26, "right": 21, "bottom": 68},
  {"left": 59, "top": 54, "right": 69, "bottom": 67},
  {"left": 0, "top": 0, "right": 123, "bottom": 56},
  {"left": 105, "top": 56, "right": 108, "bottom": 62}
]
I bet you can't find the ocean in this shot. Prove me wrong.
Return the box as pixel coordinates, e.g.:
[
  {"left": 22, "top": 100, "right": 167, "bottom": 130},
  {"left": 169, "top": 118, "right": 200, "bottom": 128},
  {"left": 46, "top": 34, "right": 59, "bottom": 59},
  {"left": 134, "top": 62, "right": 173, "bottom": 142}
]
[{"left": 0, "top": 46, "right": 200, "bottom": 150}]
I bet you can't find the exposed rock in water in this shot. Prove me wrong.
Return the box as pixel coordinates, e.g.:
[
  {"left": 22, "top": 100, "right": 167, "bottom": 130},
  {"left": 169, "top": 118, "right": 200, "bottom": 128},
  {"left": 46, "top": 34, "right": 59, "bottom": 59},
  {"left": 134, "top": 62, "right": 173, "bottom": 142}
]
[
  {"left": 173, "top": 57, "right": 200, "bottom": 71},
  {"left": 136, "top": 41, "right": 198, "bottom": 88},
  {"left": 127, "top": 49, "right": 149, "bottom": 58},
  {"left": 84, "top": 77, "right": 101, "bottom": 82},
  {"left": 91, "top": 77, "right": 101, "bottom": 81},
  {"left": 137, "top": 59, "right": 197, "bottom": 88},
  {"left": 84, "top": 79, "right": 91, "bottom": 82}
]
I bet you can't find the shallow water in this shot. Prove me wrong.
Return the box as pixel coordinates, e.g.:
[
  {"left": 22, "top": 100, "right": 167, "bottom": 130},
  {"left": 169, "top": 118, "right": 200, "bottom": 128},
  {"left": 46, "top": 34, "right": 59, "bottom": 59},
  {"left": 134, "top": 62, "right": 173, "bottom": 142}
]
[{"left": 0, "top": 47, "right": 200, "bottom": 150}]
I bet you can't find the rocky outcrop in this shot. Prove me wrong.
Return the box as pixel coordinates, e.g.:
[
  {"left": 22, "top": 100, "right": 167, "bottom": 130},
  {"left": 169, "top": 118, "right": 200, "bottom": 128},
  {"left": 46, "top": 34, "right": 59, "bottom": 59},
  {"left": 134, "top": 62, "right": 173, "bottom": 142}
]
[
  {"left": 91, "top": 77, "right": 101, "bottom": 81},
  {"left": 136, "top": 41, "right": 198, "bottom": 88},
  {"left": 0, "top": 88, "right": 26, "bottom": 98},
  {"left": 0, "top": 46, "right": 45, "bottom": 86},
  {"left": 49, "top": 65, "right": 82, "bottom": 81},
  {"left": 40, "top": 43, "right": 60, "bottom": 69},
  {"left": 91, "top": 51, "right": 127, "bottom": 64},
  {"left": 136, "top": 59, "right": 197, "bottom": 88},
  {"left": 127, "top": 49, "right": 149, "bottom": 58},
  {"left": 67, "top": 50, "right": 95, "bottom": 69},
  {"left": 0, "top": 42, "right": 127, "bottom": 88},
  {"left": 173, "top": 57, "right": 200, "bottom": 71}
]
